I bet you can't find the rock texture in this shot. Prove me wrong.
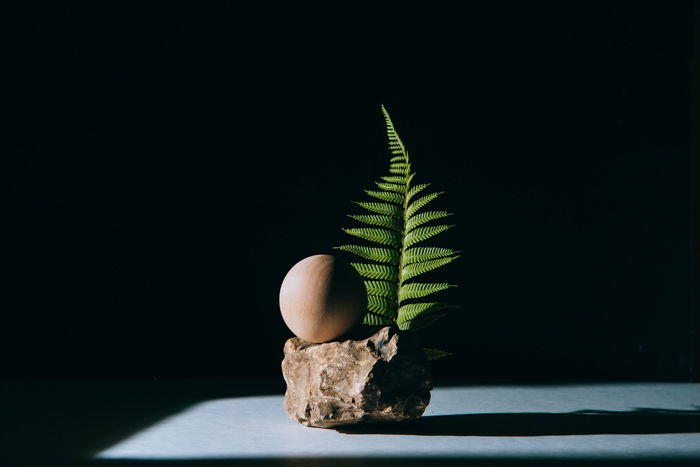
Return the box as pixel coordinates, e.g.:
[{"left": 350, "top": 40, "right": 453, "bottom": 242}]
[{"left": 281, "top": 325, "right": 433, "bottom": 427}]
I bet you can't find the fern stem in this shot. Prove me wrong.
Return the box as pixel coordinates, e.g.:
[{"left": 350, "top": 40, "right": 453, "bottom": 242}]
[
  {"left": 397, "top": 166, "right": 410, "bottom": 309},
  {"left": 381, "top": 105, "right": 413, "bottom": 313}
]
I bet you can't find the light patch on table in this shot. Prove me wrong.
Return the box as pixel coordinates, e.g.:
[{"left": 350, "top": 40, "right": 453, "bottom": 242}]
[{"left": 97, "top": 384, "right": 700, "bottom": 460}]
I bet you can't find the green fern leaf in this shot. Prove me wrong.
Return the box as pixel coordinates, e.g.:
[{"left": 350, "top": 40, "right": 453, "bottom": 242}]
[
  {"left": 333, "top": 245, "right": 399, "bottom": 264},
  {"left": 399, "top": 313, "right": 447, "bottom": 331},
  {"left": 365, "top": 312, "right": 394, "bottom": 326},
  {"left": 397, "top": 302, "right": 458, "bottom": 324},
  {"left": 402, "top": 255, "right": 459, "bottom": 281},
  {"left": 407, "top": 183, "right": 430, "bottom": 202},
  {"left": 404, "top": 225, "right": 454, "bottom": 248},
  {"left": 365, "top": 280, "right": 398, "bottom": 298},
  {"left": 405, "top": 210, "right": 452, "bottom": 232},
  {"left": 351, "top": 263, "right": 398, "bottom": 281},
  {"left": 375, "top": 182, "right": 404, "bottom": 193},
  {"left": 335, "top": 105, "right": 459, "bottom": 341},
  {"left": 399, "top": 282, "right": 455, "bottom": 302},
  {"left": 347, "top": 214, "right": 401, "bottom": 231},
  {"left": 364, "top": 190, "right": 403, "bottom": 204},
  {"left": 367, "top": 295, "right": 397, "bottom": 318},
  {"left": 382, "top": 104, "right": 406, "bottom": 155},
  {"left": 341, "top": 227, "right": 400, "bottom": 247},
  {"left": 389, "top": 162, "right": 409, "bottom": 173},
  {"left": 404, "top": 247, "right": 459, "bottom": 265},
  {"left": 406, "top": 192, "right": 443, "bottom": 217},
  {"left": 354, "top": 201, "right": 402, "bottom": 218},
  {"left": 381, "top": 175, "right": 407, "bottom": 184}
]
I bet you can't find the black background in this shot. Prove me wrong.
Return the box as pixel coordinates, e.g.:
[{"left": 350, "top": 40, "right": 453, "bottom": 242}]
[{"left": 2, "top": 1, "right": 695, "bottom": 382}]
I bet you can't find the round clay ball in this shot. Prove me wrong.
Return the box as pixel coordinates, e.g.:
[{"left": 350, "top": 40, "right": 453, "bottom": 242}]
[{"left": 279, "top": 254, "right": 367, "bottom": 343}]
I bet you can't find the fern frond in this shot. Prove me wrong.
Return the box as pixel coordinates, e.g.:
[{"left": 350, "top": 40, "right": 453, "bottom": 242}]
[
  {"left": 389, "top": 161, "right": 409, "bottom": 173},
  {"left": 402, "top": 255, "right": 459, "bottom": 281},
  {"left": 381, "top": 175, "right": 407, "bottom": 184},
  {"left": 382, "top": 104, "right": 406, "bottom": 155},
  {"left": 375, "top": 182, "right": 404, "bottom": 193},
  {"left": 354, "top": 201, "right": 402, "bottom": 218},
  {"left": 407, "top": 183, "right": 430, "bottom": 202},
  {"left": 404, "top": 247, "right": 459, "bottom": 265},
  {"left": 351, "top": 263, "right": 398, "bottom": 281},
  {"left": 404, "top": 225, "right": 454, "bottom": 248},
  {"left": 406, "top": 192, "right": 443, "bottom": 217},
  {"left": 365, "top": 312, "right": 394, "bottom": 326},
  {"left": 342, "top": 228, "right": 400, "bottom": 247},
  {"left": 365, "top": 190, "right": 403, "bottom": 204},
  {"left": 389, "top": 164, "right": 410, "bottom": 174},
  {"left": 397, "top": 302, "right": 456, "bottom": 324},
  {"left": 405, "top": 210, "right": 452, "bottom": 232},
  {"left": 367, "top": 295, "right": 397, "bottom": 318},
  {"left": 335, "top": 105, "right": 459, "bottom": 340},
  {"left": 347, "top": 214, "right": 401, "bottom": 231},
  {"left": 399, "top": 282, "right": 455, "bottom": 302},
  {"left": 398, "top": 313, "right": 447, "bottom": 331},
  {"left": 365, "top": 280, "right": 398, "bottom": 299},
  {"left": 333, "top": 245, "right": 399, "bottom": 264}
]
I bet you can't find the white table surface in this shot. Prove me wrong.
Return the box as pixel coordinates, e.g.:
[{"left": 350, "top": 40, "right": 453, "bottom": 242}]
[{"left": 97, "top": 383, "right": 700, "bottom": 462}]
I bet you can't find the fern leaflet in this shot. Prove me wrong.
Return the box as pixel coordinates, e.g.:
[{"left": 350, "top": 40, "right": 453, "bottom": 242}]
[
  {"left": 365, "top": 280, "right": 398, "bottom": 299},
  {"left": 334, "top": 245, "right": 399, "bottom": 264},
  {"left": 351, "top": 263, "right": 398, "bottom": 281},
  {"left": 404, "top": 246, "right": 459, "bottom": 265},
  {"left": 347, "top": 214, "right": 401, "bottom": 231}
]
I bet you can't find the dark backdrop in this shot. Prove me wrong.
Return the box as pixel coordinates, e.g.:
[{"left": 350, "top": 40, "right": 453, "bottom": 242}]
[{"left": 2, "top": 2, "right": 695, "bottom": 382}]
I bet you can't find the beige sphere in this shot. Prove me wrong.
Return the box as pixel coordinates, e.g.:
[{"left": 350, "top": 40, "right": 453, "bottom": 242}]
[{"left": 279, "top": 254, "right": 367, "bottom": 343}]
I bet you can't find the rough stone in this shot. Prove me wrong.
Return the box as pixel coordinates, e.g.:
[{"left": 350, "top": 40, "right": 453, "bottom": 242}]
[{"left": 281, "top": 325, "right": 433, "bottom": 427}]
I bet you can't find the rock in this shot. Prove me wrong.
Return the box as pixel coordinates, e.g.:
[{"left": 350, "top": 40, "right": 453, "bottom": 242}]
[{"left": 281, "top": 325, "right": 433, "bottom": 427}]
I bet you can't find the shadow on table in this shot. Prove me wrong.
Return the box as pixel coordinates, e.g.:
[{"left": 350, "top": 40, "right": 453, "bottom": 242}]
[
  {"left": 335, "top": 407, "right": 700, "bottom": 436},
  {"left": 0, "top": 379, "right": 284, "bottom": 467}
]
